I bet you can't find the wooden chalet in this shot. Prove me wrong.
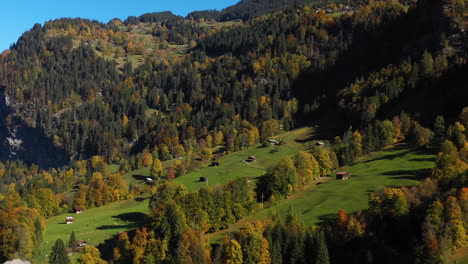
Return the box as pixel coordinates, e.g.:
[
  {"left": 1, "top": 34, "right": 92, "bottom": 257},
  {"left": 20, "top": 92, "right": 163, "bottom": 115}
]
[
  {"left": 336, "top": 172, "right": 350, "bottom": 180},
  {"left": 76, "top": 240, "right": 88, "bottom": 248},
  {"left": 65, "top": 217, "right": 74, "bottom": 224}
]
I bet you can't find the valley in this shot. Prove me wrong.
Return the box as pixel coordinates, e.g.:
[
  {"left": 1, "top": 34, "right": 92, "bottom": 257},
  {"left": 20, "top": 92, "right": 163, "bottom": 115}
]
[{"left": 0, "top": 0, "right": 466, "bottom": 263}]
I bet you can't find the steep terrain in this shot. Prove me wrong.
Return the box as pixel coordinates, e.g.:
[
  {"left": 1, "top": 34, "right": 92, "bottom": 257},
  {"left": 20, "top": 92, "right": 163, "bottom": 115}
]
[
  {"left": 0, "top": 0, "right": 467, "bottom": 263},
  {"left": 0, "top": 88, "right": 69, "bottom": 168}
]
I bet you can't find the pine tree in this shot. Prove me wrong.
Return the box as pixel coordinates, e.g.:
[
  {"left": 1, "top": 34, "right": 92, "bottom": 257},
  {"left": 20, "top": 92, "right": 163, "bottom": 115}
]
[
  {"left": 313, "top": 230, "right": 329, "bottom": 264},
  {"left": 68, "top": 231, "right": 77, "bottom": 252},
  {"left": 49, "top": 239, "right": 70, "bottom": 264},
  {"left": 434, "top": 115, "right": 445, "bottom": 140}
]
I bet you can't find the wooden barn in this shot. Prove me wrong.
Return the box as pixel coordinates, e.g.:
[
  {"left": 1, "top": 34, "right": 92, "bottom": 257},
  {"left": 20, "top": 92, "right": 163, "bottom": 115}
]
[
  {"left": 145, "top": 178, "right": 155, "bottom": 185},
  {"left": 76, "top": 240, "right": 88, "bottom": 248},
  {"left": 268, "top": 139, "right": 279, "bottom": 145},
  {"left": 336, "top": 172, "right": 350, "bottom": 180},
  {"left": 74, "top": 207, "right": 83, "bottom": 214},
  {"left": 316, "top": 142, "right": 325, "bottom": 147}
]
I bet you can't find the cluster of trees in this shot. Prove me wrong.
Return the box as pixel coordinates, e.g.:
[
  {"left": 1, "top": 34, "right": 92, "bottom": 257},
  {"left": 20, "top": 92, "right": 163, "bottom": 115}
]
[
  {"left": 0, "top": 155, "right": 134, "bottom": 262},
  {"left": 431, "top": 108, "right": 468, "bottom": 189},
  {"left": 109, "top": 178, "right": 256, "bottom": 263},
  {"left": 333, "top": 105, "right": 468, "bottom": 174},
  {"left": 148, "top": 178, "right": 257, "bottom": 233},
  {"left": 0, "top": 0, "right": 466, "bottom": 262},
  {"left": 338, "top": 51, "right": 455, "bottom": 123},
  {"left": 0, "top": 0, "right": 425, "bottom": 169},
  {"left": 216, "top": 212, "right": 330, "bottom": 264},
  {"left": 48, "top": 237, "right": 106, "bottom": 264},
  {"left": 125, "top": 11, "right": 183, "bottom": 24},
  {"left": 332, "top": 112, "right": 435, "bottom": 165},
  {"left": 73, "top": 172, "right": 129, "bottom": 208},
  {"left": 257, "top": 148, "right": 338, "bottom": 201},
  {"left": 0, "top": 187, "right": 44, "bottom": 262},
  {"left": 188, "top": 0, "right": 347, "bottom": 22}
]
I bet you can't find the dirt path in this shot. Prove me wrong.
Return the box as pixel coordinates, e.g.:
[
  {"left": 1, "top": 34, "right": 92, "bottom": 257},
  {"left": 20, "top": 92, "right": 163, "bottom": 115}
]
[{"left": 241, "top": 159, "right": 265, "bottom": 170}]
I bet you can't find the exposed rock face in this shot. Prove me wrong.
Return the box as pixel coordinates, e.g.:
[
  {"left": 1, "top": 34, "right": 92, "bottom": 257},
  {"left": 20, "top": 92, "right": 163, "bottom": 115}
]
[{"left": 0, "top": 88, "right": 69, "bottom": 168}]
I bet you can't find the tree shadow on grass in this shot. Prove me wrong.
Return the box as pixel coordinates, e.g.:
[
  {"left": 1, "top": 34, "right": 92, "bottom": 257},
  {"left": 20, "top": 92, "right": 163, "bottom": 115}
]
[
  {"left": 96, "top": 224, "right": 134, "bottom": 230},
  {"left": 114, "top": 212, "right": 147, "bottom": 223},
  {"left": 361, "top": 149, "right": 414, "bottom": 163},
  {"left": 132, "top": 174, "right": 148, "bottom": 181},
  {"left": 316, "top": 213, "right": 338, "bottom": 226},
  {"left": 294, "top": 131, "right": 316, "bottom": 144},
  {"left": 408, "top": 158, "right": 435, "bottom": 162},
  {"left": 97, "top": 229, "right": 138, "bottom": 261},
  {"left": 95, "top": 212, "right": 147, "bottom": 231},
  {"left": 381, "top": 168, "right": 431, "bottom": 181},
  {"left": 95, "top": 212, "right": 146, "bottom": 260}
]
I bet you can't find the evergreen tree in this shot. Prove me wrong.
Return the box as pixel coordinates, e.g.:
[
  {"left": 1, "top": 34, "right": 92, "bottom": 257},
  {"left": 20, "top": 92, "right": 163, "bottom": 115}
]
[
  {"left": 49, "top": 239, "right": 70, "bottom": 264},
  {"left": 68, "top": 231, "right": 77, "bottom": 252},
  {"left": 313, "top": 231, "right": 329, "bottom": 264},
  {"left": 434, "top": 115, "right": 446, "bottom": 140}
]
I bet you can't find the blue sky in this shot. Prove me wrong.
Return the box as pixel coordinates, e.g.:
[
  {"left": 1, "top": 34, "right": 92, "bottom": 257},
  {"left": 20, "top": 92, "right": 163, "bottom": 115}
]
[{"left": 1, "top": 0, "right": 239, "bottom": 52}]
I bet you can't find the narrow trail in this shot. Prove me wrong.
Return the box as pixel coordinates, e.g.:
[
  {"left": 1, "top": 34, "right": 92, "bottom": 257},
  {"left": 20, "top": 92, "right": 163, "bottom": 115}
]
[
  {"left": 241, "top": 160, "right": 265, "bottom": 170},
  {"left": 279, "top": 131, "right": 291, "bottom": 142}
]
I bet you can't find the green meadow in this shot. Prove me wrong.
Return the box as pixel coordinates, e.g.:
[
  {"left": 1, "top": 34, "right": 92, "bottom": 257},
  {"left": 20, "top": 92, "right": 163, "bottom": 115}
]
[
  {"left": 175, "top": 144, "right": 300, "bottom": 191},
  {"left": 257, "top": 145, "right": 436, "bottom": 225},
  {"left": 40, "top": 127, "right": 437, "bottom": 262},
  {"left": 121, "top": 127, "right": 318, "bottom": 191},
  {"left": 40, "top": 198, "right": 150, "bottom": 262}
]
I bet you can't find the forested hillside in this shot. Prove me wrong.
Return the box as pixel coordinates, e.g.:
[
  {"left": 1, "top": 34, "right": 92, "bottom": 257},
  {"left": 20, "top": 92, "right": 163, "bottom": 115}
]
[
  {"left": 188, "top": 0, "right": 328, "bottom": 21},
  {"left": 0, "top": 0, "right": 467, "bottom": 262},
  {"left": 3, "top": 0, "right": 464, "bottom": 166}
]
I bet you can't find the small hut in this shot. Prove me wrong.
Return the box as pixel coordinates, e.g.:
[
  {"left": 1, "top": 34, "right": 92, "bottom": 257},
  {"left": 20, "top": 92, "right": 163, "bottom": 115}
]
[
  {"left": 316, "top": 142, "right": 325, "bottom": 147},
  {"left": 268, "top": 139, "right": 279, "bottom": 145},
  {"left": 336, "top": 172, "right": 350, "bottom": 180},
  {"left": 65, "top": 217, "right": 74, "bottom": 224},
  {"left": 76, "top": 240, "right": 88, "bottom": 248},
  {"left": 145, "top": 178, "right": 155, "bottom": 185},
  {"left": 74, "top": 207, "right": 83, "bottom": 214},
  {"left": 200, "top": 176, "right": 208, "bottom": 182}
]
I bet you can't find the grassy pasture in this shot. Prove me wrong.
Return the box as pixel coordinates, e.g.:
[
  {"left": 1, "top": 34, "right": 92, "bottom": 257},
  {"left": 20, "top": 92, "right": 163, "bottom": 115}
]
[
  {"left": 121, "top": 127, "right": 317, "bottom": 191},
  {"left": 41, "top": 128, "right": 437, "bottom": 261},
  {"left": 208, "top": 145, "right": 436, "bottom": 242},
  {"left": 258, "top": 145, "right": 436, "bottom": 225},
  {"left": 175, "top": 144, "right": 299, "bottom": 191},
  {"left": 41, "top": 198, "right": 149, "bottom": 262}
]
